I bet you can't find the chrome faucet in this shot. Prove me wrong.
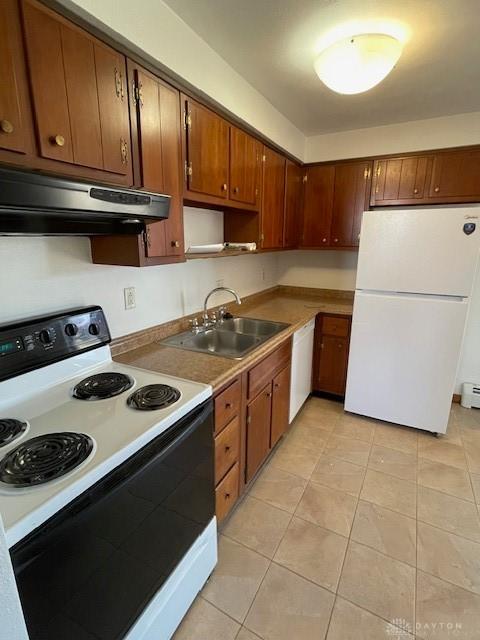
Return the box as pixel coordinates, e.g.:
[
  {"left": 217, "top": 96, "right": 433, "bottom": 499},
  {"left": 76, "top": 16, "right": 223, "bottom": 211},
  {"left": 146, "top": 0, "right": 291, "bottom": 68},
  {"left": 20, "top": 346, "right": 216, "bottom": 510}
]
[{"left": 203, "top": 287, "right": 242, "bottom": 326}]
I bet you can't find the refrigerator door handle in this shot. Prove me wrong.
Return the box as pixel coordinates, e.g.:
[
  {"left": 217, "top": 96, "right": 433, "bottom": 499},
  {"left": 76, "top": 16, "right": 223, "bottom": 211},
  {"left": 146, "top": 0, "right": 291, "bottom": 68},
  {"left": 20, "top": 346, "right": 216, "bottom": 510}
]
[{"left": 356, "top": 289, "right": 467, "bottom": 302}]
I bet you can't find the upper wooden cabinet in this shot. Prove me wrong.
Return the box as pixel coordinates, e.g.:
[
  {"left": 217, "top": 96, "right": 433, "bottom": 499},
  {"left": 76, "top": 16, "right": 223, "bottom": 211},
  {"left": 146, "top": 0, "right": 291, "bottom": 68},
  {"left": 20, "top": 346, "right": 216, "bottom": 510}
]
[
  {"left": 229, "top": 126, "right": 262, "bottom": 207},
  {"left": 371, "top": 148, "right": 480, "bottom": 206},
  {"left": 284, "top": 160, "right": 303, "bottom": 248},
  {"left": 183, "top": 97, "right": 229, "bottom": 201},
  {"left": 19, "top": 0, "right": 132, "bottom": 184},
  {"left": 429, "top": 149, "right": 480, "bottom": 201},
  {"left": 301, "top": 165, "right": 335, "bottom": 247},
  {"left": 331, "top": 161, "right": 372, "bottom": 247},
  {"left": 301, "top": 161, "right": 371, "bottom": 249},
  {"left": 261, "top": 146, "right": 286, "bottom": 249},
  {"left": 91, "top": 63, "right": 184, "bottom": 266},
  {"left": 371, "top": 155, "right": 433, "bottom": 205},
  {"left": 0, "top": 0, "right": 33, "bottom": 155}
]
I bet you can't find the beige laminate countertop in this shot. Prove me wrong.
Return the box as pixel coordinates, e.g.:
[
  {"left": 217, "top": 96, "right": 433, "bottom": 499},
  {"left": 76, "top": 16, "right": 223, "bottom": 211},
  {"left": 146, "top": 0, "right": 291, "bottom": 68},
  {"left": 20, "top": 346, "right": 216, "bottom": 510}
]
[{"left": 114, "top": 290, "right": 353, "bottom": 393}]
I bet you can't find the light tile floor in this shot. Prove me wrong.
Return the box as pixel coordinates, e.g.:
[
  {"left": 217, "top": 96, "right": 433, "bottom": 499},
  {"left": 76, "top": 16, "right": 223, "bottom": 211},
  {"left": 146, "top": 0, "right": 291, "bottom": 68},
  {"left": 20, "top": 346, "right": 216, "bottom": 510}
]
[{"left": 174, "top": 397, "right": 480, "bottom": 640}]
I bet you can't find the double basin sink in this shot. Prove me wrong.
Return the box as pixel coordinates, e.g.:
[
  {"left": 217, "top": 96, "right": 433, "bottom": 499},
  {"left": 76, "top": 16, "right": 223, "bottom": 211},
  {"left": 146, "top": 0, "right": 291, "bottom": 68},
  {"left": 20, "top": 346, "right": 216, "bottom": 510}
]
[{"left": 161, "top": 317, "right": 289, "bottom": 360}]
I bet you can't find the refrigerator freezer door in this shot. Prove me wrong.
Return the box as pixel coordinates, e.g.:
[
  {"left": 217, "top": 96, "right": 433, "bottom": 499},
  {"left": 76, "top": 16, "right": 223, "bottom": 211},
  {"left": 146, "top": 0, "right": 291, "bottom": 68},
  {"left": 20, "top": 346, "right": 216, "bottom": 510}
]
[
  {"left": 345, "top": 291, "right": 469, "bottom": 433},
  {"left": 357, "top": 207, "right": 480, "bottom": 296}
]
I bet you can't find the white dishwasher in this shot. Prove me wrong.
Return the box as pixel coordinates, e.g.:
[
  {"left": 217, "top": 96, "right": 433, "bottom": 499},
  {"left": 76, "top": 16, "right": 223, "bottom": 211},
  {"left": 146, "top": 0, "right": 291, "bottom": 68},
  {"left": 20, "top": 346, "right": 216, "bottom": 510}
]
[{"left": 289, "top": 318, "right": 315, "bottom": 423}]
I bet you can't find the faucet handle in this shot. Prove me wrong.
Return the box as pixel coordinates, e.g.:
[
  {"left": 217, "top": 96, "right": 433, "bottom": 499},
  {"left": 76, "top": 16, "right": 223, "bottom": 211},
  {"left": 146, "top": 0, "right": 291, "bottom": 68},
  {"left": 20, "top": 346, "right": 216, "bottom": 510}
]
[
  {"left": 218, "top": 306, "right": 227, "bottom": 322},
  {"left": 189, "top": 317, "right": 200, "bottom": 333},
  {"left": 210, "top": 311, "right": 218, "bottom": 325}
]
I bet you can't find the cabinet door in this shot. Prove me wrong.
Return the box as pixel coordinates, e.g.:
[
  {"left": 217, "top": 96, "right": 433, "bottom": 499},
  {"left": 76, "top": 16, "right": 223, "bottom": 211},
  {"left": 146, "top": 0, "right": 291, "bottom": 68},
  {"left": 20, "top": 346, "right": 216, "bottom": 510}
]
[
  {"left": 22, "top": 0, "right": 131, "bottom": 176},
  {"left": 429, "top": 149, "right": 480, "bottom": 201},
  {"left": 314, "top": 335, "right": 349, "bottom": 396},
  {"left": 230, "top": 127, "right": 261, "bottom": 206},
  {"left": 284, "top": 160, "right": 302, "bottom": 248},
  {"left": 0, "top": 0, "right": 32, "bottom": 154},
  {"left": 372, "top": 156, "right": 432, "bottom": 205},
  {"left": 300, "top": 165, "right": 335, "bottom": 247},
  {"left": 331, "top": 161, "right": 372, "bottom": 247},
  {"left": 159, "top": 83, "right": 184, "bottom": 256},
  {"left": 185, "top": 99, "right": 229, "bottom": 199},
  {"left": 134, "top": 68, "right": 183, "bottom": 258},
  {"left": 270, "top": 366, "right": 291, "bottom": 447},
  {"left": 261, "top": 146, "right": 286, "bottom": 249},
  {"left": 246, "top": 383, "right": 272, "bottom": 483},
  {"left": 22, "top": 0, "right": 74, "bottom": 163},
  {"left": 93, "top": 44, "right": 130, "bottom": 175}
]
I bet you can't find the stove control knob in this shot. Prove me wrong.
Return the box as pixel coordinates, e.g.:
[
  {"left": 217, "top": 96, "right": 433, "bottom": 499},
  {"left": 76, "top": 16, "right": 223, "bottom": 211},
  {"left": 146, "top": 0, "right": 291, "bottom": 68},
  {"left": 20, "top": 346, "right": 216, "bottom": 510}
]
[
  {"left": 39, "top": 329, "right": 52, "bottom": 344},
  {"left": 65, "top": 323, "right": 78, "bottom": 337},
  {"left": 88, "top": 323, "right": 100, "bottom": 336}
]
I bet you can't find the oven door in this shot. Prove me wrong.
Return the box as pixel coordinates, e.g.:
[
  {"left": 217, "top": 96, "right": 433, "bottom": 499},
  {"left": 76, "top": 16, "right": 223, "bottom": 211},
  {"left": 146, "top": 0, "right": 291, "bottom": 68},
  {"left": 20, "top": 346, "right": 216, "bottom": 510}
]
[{"left": 11, "top": 399, "right": 214, "bottom": 640}]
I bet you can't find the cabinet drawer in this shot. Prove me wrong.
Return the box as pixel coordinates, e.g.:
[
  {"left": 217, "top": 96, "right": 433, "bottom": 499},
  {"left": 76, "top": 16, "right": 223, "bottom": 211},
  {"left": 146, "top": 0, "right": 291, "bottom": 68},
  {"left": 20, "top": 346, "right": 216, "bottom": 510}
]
[
  {"left": 322, "top": 316, "right": 350, "bottom": 337},
  {"left": 248, "top": 339, "right": 291, "bottom": 400},
  {"left": 215, "top": 415, "right": 240, "bottom": 483},
  {"left": 215, "top": 461, "right": 239, "bottom": 522},
  {"left": 214, "top": 378, "right": 241, "bottom": 435}
]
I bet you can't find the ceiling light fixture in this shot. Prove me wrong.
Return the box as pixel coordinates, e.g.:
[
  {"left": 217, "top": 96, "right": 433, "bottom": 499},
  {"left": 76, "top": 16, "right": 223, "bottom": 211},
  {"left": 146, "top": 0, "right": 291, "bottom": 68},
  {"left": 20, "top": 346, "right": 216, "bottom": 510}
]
[{"left": 314, "top": 33, "right": 403, "bottom": 95}]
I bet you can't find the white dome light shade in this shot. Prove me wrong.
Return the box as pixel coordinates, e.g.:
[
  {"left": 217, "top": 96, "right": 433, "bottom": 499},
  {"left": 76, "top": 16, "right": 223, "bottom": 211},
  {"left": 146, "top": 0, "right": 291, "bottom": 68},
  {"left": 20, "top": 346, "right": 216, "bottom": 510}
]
[{"left": 314, "top": 33, "right": 403, "bottom": 95}]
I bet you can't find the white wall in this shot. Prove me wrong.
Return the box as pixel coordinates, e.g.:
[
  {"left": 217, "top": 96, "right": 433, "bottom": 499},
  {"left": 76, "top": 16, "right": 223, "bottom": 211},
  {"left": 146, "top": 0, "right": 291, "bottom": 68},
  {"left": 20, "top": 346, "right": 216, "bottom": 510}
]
[
  {"left": 0, "top": 232, "right": 278, "bottom": 339},
  {"left": 183, "top": 208, "right": 224, "bottom": 250},
  {"left": 277, "top": 251, "right": 358, "bottom": 291},
  {"left": 60, "top": 0, "right": 305, "bottom": 160},
  {"left": 305, "top": 111, "right": 480, "bottom": 163}
]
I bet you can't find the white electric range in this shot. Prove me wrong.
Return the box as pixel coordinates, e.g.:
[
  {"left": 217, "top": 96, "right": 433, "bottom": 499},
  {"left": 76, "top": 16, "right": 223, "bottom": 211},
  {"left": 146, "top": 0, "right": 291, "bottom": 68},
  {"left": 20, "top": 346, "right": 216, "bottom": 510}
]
[{"left": 0, "top": 305, "right": 217, "bottom": 640}]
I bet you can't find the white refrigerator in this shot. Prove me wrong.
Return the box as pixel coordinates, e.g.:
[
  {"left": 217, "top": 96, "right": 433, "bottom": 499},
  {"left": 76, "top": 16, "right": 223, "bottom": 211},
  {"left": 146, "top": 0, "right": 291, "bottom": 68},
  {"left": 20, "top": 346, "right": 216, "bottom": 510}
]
[{"left": 345, "top": 206, "right": 480, "bottom": 434}]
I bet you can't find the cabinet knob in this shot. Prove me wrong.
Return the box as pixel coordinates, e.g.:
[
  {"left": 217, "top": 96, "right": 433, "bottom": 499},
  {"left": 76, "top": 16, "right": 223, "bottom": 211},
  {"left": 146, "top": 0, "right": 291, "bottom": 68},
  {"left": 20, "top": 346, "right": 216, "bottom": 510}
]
[
  {"left": 221, "top": 183, "right": 228, "bottom": 191},
  {"left": 225, "top": 445, "right": 230, "bottom": 452},
  {"left": 0, "top": 120, "right": 14, "bottom": 134},
  {"left": 334, "top": 238, "right": 339, "bottom": 243},
  {"left": 434, "top": 186, "right": 440, "bottom": 193},
  {"left": 171, "top": 240, "right": 180, "bottom": 248},
  {"left": 233, "top": 186, "right": 239, "bottom": 194},
  {"left": 413, "top": 188, "right": 419, "bottom": 194},
  {"left": 338, "top": 343, "right": 343, "bottom": 349},
  {"left": 225, "top": 492, "right": 231, "bottom": 499},
  {"left": 322, "top": 238, "right": 327, "bottom": 243},
  {"left": 266, "top": 392, "right": 272, "bottom": 398},
  {"left": 50, "top": 134, "right": 65, "bottom": 147},
  {"left": 225, "top": 402, "right": 231, "bottom": 409}
]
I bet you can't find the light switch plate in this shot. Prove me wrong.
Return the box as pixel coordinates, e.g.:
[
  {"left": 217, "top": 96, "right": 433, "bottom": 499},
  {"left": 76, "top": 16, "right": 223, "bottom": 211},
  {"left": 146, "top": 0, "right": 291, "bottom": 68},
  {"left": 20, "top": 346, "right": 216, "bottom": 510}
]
[{"left": 124, "top": 287, "right": 136, "bottom": 310}]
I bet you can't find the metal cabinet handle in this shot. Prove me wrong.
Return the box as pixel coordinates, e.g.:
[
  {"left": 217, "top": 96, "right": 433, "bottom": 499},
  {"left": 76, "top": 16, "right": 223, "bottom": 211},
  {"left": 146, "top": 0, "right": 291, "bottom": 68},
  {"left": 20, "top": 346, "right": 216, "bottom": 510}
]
[
  {"left": 322, "top": 238, "right": 327, "bottom": 243},
  {"left": 434, "top": 186, "right": 440, "bottom": 193},
  {"left": 0, "top": 120, "right": 14, "bottom": 134},
  {"left": 334, "top": 238, "right": 339, "bottom": 243},
  {"left": 233, "top": 186, "right": 239, "bottom": 194},
  {"left": 413, "top": 188, "right": 419, "bottom": 194},
  {"left": 221, "top": 183, "right": 228, "bottom": 191},
  {"left": 50, "top": 134, "right": 65, "bottom": 147},
  {"left": 266, "top": 392, "right": 272, "bottom": 397},
  {"left": 225, "top": 445, "right": 230, "bottom": 452},
  {"left": 225, "top": 402, "right": 231, "bottom": 409},
  {"left": 120, "top": 138, "right": 128, "bottom": 164},
  {"left": 171, "top": 240, "right": 180, "bottom": 248},
  {"left": 225, "top": 492, "right": 231, "bottom": 499}
]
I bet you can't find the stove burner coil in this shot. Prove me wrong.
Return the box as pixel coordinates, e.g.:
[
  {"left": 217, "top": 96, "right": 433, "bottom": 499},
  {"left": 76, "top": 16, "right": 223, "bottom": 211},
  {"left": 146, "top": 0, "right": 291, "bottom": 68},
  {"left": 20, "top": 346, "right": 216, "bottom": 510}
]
[
  {"left": 127, "top": 384, "right": 181, "bottom": 411},
  {"left": 0, "top": 432, "right": 94, "bottom": 487},
  {"left": 0, "top": 419, "right": 28, "bottom": 448},
  {"left": 73, "top": 372, "right": 134, "bottom": 400}
]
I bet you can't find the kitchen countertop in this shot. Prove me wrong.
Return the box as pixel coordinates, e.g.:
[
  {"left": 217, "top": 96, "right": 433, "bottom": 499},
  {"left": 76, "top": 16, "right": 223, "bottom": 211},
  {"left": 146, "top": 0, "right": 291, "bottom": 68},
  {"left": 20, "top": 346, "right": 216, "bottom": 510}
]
[{"left": 114, "top": 288, "right": 353, "bottom": 393}]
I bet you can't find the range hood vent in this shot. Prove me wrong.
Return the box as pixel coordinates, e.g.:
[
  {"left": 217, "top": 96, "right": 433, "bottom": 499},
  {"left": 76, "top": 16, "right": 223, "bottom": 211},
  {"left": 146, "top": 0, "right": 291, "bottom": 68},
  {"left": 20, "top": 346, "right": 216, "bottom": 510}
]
[{"left": 0, "top": 167, "right": 170, "bottom": 236}]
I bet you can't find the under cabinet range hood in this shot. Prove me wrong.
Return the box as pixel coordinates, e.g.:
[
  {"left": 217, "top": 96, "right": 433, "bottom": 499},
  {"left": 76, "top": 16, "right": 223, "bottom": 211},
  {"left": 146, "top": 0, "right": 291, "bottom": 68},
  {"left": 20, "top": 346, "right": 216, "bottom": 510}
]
[{"left": 0, "top": 167, "right": 170, "bottom": 236}]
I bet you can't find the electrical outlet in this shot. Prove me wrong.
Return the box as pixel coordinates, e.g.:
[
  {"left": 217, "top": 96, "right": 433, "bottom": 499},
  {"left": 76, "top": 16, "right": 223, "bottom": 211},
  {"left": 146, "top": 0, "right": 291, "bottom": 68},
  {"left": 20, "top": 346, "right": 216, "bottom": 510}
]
[
  {"left": 124, "top": 287, "right": 136, "bottom": 310},
  {"left": 216, "top": 278, "right": 224, "bottom": 287}
]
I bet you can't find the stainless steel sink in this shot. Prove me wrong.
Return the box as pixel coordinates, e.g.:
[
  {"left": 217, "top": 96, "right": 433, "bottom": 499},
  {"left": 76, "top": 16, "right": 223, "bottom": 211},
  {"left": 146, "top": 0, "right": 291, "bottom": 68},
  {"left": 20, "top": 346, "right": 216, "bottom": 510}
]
[
  {"left": 219, "top": 317, "right": 289, "bottom": 338},
  {"left": 161, "top": 316, "right": 289, "bottom": 359}
]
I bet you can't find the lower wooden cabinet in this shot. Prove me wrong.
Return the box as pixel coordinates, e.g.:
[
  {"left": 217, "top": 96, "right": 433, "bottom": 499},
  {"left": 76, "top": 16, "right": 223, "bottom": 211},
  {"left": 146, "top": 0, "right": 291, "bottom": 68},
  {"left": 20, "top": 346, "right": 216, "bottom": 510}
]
[
  {"left": 270, "top": 365, "right": 291, "bottom": 447},
  {"left": 246, "top": 383, "right": 272, "bottom": 482},
  {"left": 215, "top": 462, "right": 239, "bottom": 523},
  {"left": 213, "top": 339, "right": 292, "bottom": 521},
  {"left": 313, "top": 314, "right": 351, "bottom": 396}
]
